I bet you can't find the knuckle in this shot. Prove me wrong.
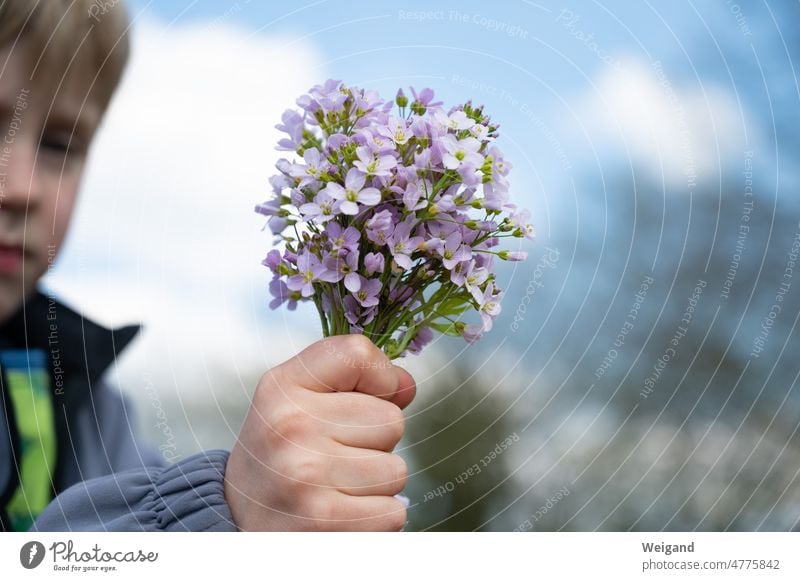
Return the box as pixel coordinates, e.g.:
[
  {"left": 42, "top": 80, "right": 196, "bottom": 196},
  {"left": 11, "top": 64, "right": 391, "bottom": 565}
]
[
  {"left": 253, "top": 371, "right": 275, "bottom": 404},
  {"left": 271, "top": 406, "right": 311, "bottom": 443},
  {"left": 290, "top": 453, "right": 323, "bottom": 486},
  {"left": 379, "top": 404, "right": 405, "bottom": 442},
  {"left": 254, "top": 366, "right": 288, "bottom": 407},
  {"left": 386, "top": 503, "right": 407, "bottom": 532},
  {"left": 340, "top": 334, "right": 379, "bottom": 362},
  {"left": 388, "top": 454, "right": 408, "bottom": 488},
  {"left": 305, "top": 494, "right": 336, "bottom": 531},
  {"left": 383, "top": 403, "right": 404, "bottom": 426}
]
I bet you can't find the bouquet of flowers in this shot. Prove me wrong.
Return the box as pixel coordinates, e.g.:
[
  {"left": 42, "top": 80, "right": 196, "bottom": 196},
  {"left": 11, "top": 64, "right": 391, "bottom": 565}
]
[{"left": 256, "top": 80, "right": 534, "bottom": 359}]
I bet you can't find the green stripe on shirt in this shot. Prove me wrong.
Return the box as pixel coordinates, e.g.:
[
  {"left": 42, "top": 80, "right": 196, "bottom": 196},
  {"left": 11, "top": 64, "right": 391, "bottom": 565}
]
[{"left": 1, "top": 349, "right": 56, "bottom": 531}]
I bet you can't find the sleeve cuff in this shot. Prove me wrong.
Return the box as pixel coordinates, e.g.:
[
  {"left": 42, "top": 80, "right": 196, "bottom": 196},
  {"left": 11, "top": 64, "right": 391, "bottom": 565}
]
[
  {"left": 144, "top": 449, "right": 237, "bottom": 532},
  {"left": 33, "top": 449, "right": 238, "bottom": 532}
]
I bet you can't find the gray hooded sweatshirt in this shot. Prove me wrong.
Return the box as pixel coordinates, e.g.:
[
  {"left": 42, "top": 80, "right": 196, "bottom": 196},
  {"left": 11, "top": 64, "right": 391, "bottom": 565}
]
[{"left": 0, "top": 291, "right": 237, "bottom": 532}]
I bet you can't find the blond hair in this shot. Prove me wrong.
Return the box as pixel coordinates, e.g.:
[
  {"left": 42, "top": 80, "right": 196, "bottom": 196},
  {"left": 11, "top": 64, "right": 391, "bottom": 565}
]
[{"left": 0, "top": 0, "right": 130, "bottom": 113}]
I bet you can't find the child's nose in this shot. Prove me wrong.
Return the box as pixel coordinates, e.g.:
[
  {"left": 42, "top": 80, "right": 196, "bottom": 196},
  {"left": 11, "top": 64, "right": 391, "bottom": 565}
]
[{"left": 0, "top": 142, "right": 43, "bottom": 212}]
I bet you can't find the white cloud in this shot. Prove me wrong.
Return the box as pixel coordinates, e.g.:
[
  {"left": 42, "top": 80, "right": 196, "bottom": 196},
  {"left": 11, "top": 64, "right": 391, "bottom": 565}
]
[
  {"left": 576, "top": 61, "right": 755, "bottom": 190},
  {"left": 43, "top": 16, "right": 326, "bottom": 399}
]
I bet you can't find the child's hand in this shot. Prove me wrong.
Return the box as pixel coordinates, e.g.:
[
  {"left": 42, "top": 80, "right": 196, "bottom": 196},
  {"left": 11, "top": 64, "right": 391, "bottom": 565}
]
[{"left": 224, "top": 335, "right": 416, "bottom": 531}]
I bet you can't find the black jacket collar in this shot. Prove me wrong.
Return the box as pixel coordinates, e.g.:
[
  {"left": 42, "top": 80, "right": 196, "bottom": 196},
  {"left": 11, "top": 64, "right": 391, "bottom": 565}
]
[
  {"left": 0, "top": 289, "right": 141, "bottom": 406},
  {"left": 0, "top": 289, "right": 141, "bottom": 517}
]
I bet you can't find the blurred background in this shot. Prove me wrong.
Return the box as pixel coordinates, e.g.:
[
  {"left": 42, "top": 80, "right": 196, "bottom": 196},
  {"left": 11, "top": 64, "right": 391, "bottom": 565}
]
[{"left": 43, "top": 0, "right": 800, "bottom": 531}]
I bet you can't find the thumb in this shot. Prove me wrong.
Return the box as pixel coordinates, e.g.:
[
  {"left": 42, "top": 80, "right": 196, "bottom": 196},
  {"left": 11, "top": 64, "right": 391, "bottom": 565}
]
[{"left": 389, "top": 365, "right": 416, "bottom": 410}]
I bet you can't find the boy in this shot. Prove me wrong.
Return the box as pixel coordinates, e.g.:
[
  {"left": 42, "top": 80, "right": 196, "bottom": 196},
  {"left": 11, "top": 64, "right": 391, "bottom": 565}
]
[{"left": 0, "top": 0, "right": 414, "bottom": 532}]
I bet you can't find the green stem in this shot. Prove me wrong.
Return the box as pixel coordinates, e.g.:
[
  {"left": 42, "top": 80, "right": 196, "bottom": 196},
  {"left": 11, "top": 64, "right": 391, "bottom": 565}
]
[{"left": 313, "top": 293, "right": 330, "bottom": 337}]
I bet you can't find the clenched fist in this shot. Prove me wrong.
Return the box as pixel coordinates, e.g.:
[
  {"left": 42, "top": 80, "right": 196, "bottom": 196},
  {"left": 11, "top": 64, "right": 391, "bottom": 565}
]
[{"left": 224, "top": 335, "right": 416, "bottom": 531}]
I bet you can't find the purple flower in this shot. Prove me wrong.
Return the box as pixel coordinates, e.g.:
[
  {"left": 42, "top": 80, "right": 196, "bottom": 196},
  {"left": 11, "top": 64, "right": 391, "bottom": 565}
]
[
  {"left": 458, "top": 163, "right": 482, "bottom": 187},
  {"left": 483, "top": 180, "right": 510, "bottom": 211},
  {"left": 353, "top": 146, "right": 397, "bottom": 177},
  {"left": 276, "top": 109, "right": 304, "bottom": 151},
  {"left": 351, "top": 87, "right": 384, "bottom": 114},
  {"left": 255, "top": 197, "right": 282, "bottom": 217},
  {"left": 440, "top": 135, "right": 483, "bottom": 170},
  {"left": 426, "top": 192, "right": 456, "bottom": 216},
  {"left": 389, "top": 217, "right": 423, "bottom": 270},
  {"left": 268, "top": 216, "right": 289, "bottom": 235},
  {"left": 327, "top": 132, "right": 352, "bottom": 152},
  {"left": 299, "top": 190, "right": 337, "bottom": 222},
  {"left": 268, "top": 172, "right": 292, "bottom": 194},
  {"left": 325, "top": 168, "right": 382, "bottom": 215},
  {"left": 407, "top": 326, "right": 434, "bottom": 354},
  {"left": 450, "top": 259, "right": 472, "bottom": 287},
  {"left": 325, "top": 222, "right": 360, "bottom": 253},
  {"left": 437, "top": 230, "right": 472, "bottom": 270},
  {"left": 324, "top": 250, "right": 361, "bottom": 292},
  {"left": 357, "top": 128, "right": 396, "bottom": 154},
  {"left": 465, "top": 266, "right": 489, "bottom": 292},
  {"left": 462, "top": 323, "right": 483, "bottom": 344},
  {"left": 422, "top": 220, "right": 459, "bottom": 251},
  {"left": 343, "top": 295, "right": 377, "bottom": 326},
  {"left": 508, "top": 208, "right": 536, "bottom": 240},
  {"left": 413, "top": 146, "right": 431, "bottom": 169},
  {"left": 401, "top": 180, "right": 429, "bottom": 211},
  {"left": 409, "top": 87, "right": 442, "bottom": 109},
  {"left": 470, "top": 282, "right": 502, "bottom": 331},
  {"left": 262, "top": 249, "right": 282, "bottom": 276},
  {"left": 364, "top": 252, "right": 385, "bottom": 275},
  {"left": 389, "top": 284, "right": 415, "bottom": 305},
  {"left": 353, "top": 275, "right": 382, "bottom": 308},
  {"left": 434, "top": 109, "right": 475, "bottom": 131},
  {"left": 489, "top": 146, "right": 512, "bottom": 177},
  {"left": 286, "top": 251, "right": 336, "bottom": 297},
  {"left": 288, "top": 147, "right": 327, "bottom": 188},
  {"left": 301, "top": 79, "right": 347, "bottom": 115},
  {"left": 474, "top": 252, "right": 494, "bottom": 271},
  {"left": 378, "top": 116, "right": 411, "bottom": 145},
  {"left": 365, "top": 209, "right": 395, "bottom": 245},
  {"left": 269, "top": 278, "right": 300, "bottom": 311},
  {"left": 470, "top": 123, "right": 488, "bottom": 140}
]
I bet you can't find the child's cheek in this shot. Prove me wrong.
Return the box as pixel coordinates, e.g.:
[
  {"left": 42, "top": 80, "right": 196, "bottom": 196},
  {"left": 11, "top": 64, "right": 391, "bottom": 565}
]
[{"left": 45, "top": 168, "right": 82, "bottom": 248}]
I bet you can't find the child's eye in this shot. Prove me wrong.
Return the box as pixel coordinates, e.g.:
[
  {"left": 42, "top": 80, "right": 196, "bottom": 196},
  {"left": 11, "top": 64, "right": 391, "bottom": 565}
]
[{"left": 41, "top": 133, "right": 86, "bottom": 160}]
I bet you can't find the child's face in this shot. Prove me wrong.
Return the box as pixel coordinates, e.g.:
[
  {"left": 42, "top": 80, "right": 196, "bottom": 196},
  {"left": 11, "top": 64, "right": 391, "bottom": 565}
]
[{"left": 0, "top": 41, "right": 100, "bottom": 321}]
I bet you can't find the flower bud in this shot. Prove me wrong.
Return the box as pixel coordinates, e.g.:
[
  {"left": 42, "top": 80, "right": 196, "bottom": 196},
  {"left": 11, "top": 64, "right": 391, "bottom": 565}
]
[
  {"left": 396, "top": 88, "right": 408, "bottom": 108},
  {"left": 498, "top": 250, "right": 528, "bottom": 261}
]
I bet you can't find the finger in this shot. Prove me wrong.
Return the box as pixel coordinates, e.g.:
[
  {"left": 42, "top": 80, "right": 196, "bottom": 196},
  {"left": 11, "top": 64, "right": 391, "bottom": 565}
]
[
  {"left": 389, "top": 365, "right": 416, "bottom": 409},
  {"left": 328, "top": 446, "right": 407, "bottom": 497},
  {"left": 279, "top": 335, "right": 401, "bottom": 401},
  {"left": 323, "top": 493, "right": 407, "bottom": 531},
  {"left": 320, "top": 391, "right": 405, "bottom": 452}
]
